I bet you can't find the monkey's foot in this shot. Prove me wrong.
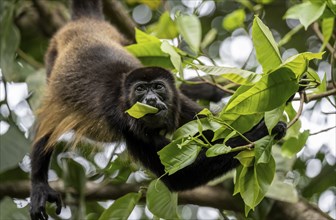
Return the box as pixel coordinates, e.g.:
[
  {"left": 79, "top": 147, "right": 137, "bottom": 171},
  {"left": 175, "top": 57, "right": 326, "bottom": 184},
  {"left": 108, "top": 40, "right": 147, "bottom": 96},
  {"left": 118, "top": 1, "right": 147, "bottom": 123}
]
[{"left": 30, "top": 182, "right": 62, "bottom": 220}]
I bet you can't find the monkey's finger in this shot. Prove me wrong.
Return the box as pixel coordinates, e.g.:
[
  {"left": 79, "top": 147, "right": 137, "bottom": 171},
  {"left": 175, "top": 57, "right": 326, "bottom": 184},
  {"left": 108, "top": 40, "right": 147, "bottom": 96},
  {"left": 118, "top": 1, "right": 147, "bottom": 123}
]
[
  {"left": 39, "top": 206, "right": 48, "bottom": 220},
  {"left": 55, "top": 196, "right": 62, "bottom": 215}
]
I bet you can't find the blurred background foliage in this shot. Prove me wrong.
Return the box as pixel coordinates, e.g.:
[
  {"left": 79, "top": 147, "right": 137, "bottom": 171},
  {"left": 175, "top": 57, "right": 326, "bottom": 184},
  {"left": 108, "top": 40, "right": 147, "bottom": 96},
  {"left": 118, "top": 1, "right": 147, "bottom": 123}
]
[{"left": 0, "top": 0, "right": 335, "bottom": 219}]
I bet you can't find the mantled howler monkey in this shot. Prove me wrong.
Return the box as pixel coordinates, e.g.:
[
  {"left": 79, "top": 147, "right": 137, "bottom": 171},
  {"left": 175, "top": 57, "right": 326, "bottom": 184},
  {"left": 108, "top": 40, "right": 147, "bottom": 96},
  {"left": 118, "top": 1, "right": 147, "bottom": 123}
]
[{"left": 30, "top": 0, "right": 286, "bottom": 219}]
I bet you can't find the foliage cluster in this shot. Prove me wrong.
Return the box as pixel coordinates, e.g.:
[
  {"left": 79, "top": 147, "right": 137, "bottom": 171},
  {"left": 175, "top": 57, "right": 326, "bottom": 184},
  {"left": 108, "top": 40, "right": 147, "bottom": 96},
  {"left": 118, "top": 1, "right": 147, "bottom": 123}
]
[{"left": 0, "top": 0, "right": 335, "bottom": 219}]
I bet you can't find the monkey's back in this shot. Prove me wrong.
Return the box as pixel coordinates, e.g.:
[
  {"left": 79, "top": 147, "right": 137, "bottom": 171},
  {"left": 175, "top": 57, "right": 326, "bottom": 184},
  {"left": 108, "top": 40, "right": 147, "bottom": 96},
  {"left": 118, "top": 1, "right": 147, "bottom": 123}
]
[{"left": 36, "top": 18, "right": 141, "bottom": 147}]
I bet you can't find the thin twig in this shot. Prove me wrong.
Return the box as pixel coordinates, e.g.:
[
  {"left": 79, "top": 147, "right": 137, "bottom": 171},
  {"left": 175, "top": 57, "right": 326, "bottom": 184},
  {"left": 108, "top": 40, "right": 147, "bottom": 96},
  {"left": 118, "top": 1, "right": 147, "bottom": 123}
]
[
  {"left": 288, "top": 91, "right": 305, "bottom": 128},
  {"left": 331, "top": 41, "right": 336, "bottom": 88},
  {"left": 293, "top": 88, "right": 336, "bottom": 102},
  {"left": 310, "top": 126, "right": 336, "bottom": 136},
  {"left": 16, "top": 49, "right": 44, "bottom": 69},
  {"left": 312, "top": 22, "right": 336, "bottom": 59}
]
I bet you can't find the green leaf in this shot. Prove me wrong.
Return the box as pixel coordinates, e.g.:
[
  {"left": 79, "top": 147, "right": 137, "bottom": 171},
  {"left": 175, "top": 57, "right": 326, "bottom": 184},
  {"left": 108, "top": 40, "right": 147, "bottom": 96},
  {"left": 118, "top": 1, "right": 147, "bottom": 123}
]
[
  {"left": 0, "top": 2, "right": 20, "bottom": 79},
  {"left": 26, "top": 69, "right": 47, "bottom": 111},
  {"left": 201, "top": 28, "right": 217, "bottom": 49},
  {"left": 252, "top": 16, "right": 282, "bottom": 73},
  {"left": 197, "top": 108, "right": 213, "bottom": 117},
  {"left": 238, "top": 166, "right": 261, "bottom": 212},
  {"left": 98, "top": 192, "right": 141, "bottom": 220},
  {"left": 214, "top": 113, "right": 263, "bottom": 141},
  {"left": 235, "top": 136, "right": 276, "bottom": 215},
  {"left": 0, "top": 124, "right": 30, "bottom": 173},
  {"left": 254, "top": 136, "right": 273, "bottom": 165},
  {"left": 126, "top": 42, "right": 166, "bottom": 58},
  {"left": 147, "top": 180, "right": 179, "bottom": 219},
  {"left": 0, "top": 197, "right": 29, "bottom": 220},
  {"left": 284, "top": 2, "right": 327, "bottom": 30},
  {"left": 63, "top": 159, "right": 86, "bottom": 197},
  {"left": 134, "top": 28, "right": 161, "bottom": 44},
  {"left": 314, "top": 73, "right": 327, "bottom": 94},
  {"left": 281, "top": 130, "right": 309, "bottom": 158},
  {"left": 224, "top": 68, "right": 298, "bottom": 114},
  {"left": 222, "top": 9, "right": 246, "bottom": 31},
  {"left": 266, "top": 180, "right": 298, "bottom": 203},
  {"left": 264, "top": 105, "right": 285, "bottom": 134},
  {"left": 206, "top": 144, "right": 232, "bottom": 157},
  {"left": 234, "top": 150, "right": 255, "bottom": 167},
  {"left": 172, "top": 117, "right": 221, "bottom": 140},
  {"left": 161, "top": 41, "right": 182, "bottom": 73},
  {"left": 125, "top": 102, "right": 159, "bottom": 119},
  {"left": 321, "top": 17, "right": 334, "bottom": 51},
  {"left": 176, "top": 14, "right": 202, "bottom": 53},
  {"left": 254, "top": 156, "right": 275, "bottom": 200},
  {"left": 194, "top": 65, "right": 262, "bottom": 85},
  {"left": 147, "top": 12, "right": 178, "bottom": 39},
  {"left": 281, "top": 52, "right": 324, "bottom": 78},
  {"left": 158, "top": 141, "right": 201, "bottom": 175}
]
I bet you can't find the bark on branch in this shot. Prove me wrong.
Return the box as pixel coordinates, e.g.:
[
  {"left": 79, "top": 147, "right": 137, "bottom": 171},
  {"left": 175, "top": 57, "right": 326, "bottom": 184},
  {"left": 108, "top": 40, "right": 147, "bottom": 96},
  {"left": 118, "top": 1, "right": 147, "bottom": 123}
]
[{"left": 0, "top": 180, "right": 330, "bottom": 219}]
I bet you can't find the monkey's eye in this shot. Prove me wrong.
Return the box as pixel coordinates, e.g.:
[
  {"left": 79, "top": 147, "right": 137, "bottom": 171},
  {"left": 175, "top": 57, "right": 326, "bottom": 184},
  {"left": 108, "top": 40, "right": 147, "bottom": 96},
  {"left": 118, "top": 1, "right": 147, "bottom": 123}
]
[
  {"left": 153, "top": 84, "right": 165, "bottom": 91},
  {"left": 135, "top": 85, "right": 146, "bottom": 92}
]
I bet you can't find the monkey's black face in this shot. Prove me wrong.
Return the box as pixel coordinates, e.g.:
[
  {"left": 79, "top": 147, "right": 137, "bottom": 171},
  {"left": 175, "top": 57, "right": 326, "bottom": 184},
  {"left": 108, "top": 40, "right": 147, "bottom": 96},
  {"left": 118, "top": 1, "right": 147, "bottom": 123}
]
[{"left": 131, "top": 80, "right": 170, "bottom": 128}]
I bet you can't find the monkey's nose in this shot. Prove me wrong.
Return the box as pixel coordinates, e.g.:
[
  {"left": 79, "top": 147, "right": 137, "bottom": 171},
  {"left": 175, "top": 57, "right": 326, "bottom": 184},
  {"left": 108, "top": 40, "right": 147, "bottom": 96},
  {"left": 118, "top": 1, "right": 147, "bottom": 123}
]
[{"left": 145, "top": 98, "right": 157, "bottom": 107}]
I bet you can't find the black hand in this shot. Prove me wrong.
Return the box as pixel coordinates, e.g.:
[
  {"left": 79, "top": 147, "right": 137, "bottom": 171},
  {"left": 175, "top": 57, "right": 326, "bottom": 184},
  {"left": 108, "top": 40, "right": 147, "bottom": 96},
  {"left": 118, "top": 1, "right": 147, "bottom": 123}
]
[{"left": 30, "top": 182, "right": 62, "bottom": 220}]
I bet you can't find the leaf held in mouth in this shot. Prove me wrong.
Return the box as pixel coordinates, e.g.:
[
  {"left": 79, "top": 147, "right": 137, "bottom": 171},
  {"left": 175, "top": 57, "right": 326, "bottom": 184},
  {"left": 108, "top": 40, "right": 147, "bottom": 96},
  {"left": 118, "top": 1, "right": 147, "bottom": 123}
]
[{"left": 125, "top": 102, "right": 159, "bottom": 119}]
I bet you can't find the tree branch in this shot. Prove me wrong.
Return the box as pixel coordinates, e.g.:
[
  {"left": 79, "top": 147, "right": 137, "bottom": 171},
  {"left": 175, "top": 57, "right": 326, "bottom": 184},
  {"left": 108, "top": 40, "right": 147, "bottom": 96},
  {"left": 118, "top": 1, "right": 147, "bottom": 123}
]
[
  {"left": 0, "top": 180, "right": 330, "bottom": 219},
  {"left": 270, "top": 199, "right": 332, "bottom": 220},
  {"left": 293, "top": 88, "right": 336, "bottom": 102}
]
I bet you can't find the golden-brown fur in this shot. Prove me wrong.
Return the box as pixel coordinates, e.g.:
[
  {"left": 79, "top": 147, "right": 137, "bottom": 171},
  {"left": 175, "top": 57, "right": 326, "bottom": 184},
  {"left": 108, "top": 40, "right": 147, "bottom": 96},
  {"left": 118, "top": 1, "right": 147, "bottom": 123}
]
[{"left": 35, "top": 18, "right": 136, "bottom": 150}]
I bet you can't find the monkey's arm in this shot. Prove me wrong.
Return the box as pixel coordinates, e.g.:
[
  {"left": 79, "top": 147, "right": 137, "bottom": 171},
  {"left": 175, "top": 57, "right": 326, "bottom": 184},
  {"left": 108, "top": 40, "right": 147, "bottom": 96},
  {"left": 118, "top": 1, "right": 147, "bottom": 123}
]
[
  {"left": 148, "top": 96, "right": 286, "bottom": 191},
  {"left": 159, "top": 120, "right": 286, "bottom": 191},
  {"left": 30, "top": 135, "right": 62, "bottom": 220},
  {"left": 180, "top": 78, "right": 228, "bottom": 102}
]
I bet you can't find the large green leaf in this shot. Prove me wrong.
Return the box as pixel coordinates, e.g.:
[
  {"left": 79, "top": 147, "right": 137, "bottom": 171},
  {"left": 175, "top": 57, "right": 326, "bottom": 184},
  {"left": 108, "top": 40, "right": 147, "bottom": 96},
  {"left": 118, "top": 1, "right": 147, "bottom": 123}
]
[
  {"left": 158, "top": 141, "right": 201, "bottom": 175},
  {"left": 161, "top": 41, "right": 182, "bottom": 73},
  {"left": 0, "top": 124, "right": 30, "bottom": 173},
  {"left": 284, "top": 1, "right": 327, "bottom": 30},
  {"left": 281, "top": 130, "right": 309, "bottom": 158},
  {"left": 252, "top": 16, "right": 282, "bottom": 73},
  {"left": 194, "top": 65, "right": 262, "bottom": 85},
  {"left": 98, "top": 192, "right": 141, "bottom": 220},
  {"left": 126, "top": 42, "right": 167, "bottom": 58},
  {"left": 134, "top": 28, "right": 161, "bottom": 44},
  {"left": 147, "top": 180, "right": 179, "bottom": 219},
  {"left": 214, "top": 113, "right": 263, "bottom": 141},
  {"left": 172, "top": 117, "right": 221, "bottom": 140},
  {"left": 264, "top": 105, "right": 285, "bottom": 135},
  {"left": 176, "top": 14, "right": 202, "bottom": 53},
  {"left": 224, "top": 68, "right": 298, "bottom": 114},
  {"left": 206, "top": 144, "right": 232, "bottom": 157},
  {"left": 147, "top": 12, "right": 178, "bottom": 39},
  {"left": 321, "top": 17, "right": 334, "bottom": 51},
  {"left": 281, "top": 52, "right": 324, "bottom": 78}
]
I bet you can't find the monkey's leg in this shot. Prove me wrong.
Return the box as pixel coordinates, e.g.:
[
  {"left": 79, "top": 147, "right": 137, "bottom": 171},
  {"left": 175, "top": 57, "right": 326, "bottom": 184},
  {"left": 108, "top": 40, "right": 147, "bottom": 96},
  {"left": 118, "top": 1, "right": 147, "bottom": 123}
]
[{"left": 30, "top": 134, "right": 62, "bottom": 220}]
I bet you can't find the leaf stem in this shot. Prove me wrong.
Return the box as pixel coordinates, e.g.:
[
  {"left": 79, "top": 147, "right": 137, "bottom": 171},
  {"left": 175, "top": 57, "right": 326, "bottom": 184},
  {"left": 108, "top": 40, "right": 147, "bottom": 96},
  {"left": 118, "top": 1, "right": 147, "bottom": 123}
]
[{"left": 211, "top": 117, "right": 253, "bottom": 144}]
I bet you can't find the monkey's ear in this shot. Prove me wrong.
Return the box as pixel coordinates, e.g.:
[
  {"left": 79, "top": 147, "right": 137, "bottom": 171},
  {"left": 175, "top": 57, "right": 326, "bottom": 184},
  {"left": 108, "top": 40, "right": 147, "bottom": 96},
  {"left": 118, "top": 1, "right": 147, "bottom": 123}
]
[{"left": 125, "top": 67, "right": 175, "bottom": 85}]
